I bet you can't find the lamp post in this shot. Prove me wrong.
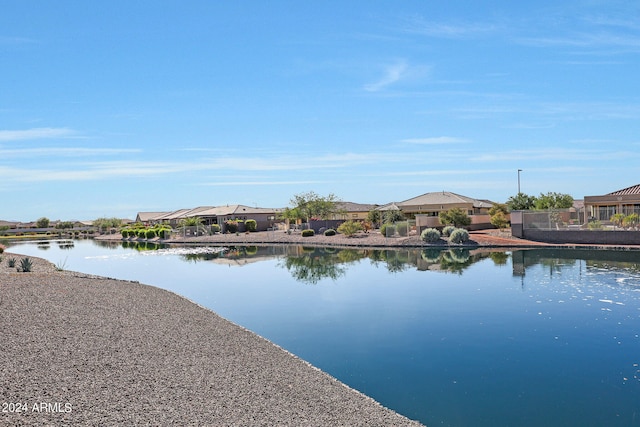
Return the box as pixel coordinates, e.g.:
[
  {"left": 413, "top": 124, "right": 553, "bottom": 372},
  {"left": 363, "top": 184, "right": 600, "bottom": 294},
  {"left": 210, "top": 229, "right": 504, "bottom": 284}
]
[{"left": 517, "top": 169, "right": 522, "bottom": 194}]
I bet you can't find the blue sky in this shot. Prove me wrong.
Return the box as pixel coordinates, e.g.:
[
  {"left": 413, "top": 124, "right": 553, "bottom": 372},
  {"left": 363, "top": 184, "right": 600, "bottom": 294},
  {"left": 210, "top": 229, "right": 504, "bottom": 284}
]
[{"left": 2, "top": 1, "right": 640, "bottom": 221}]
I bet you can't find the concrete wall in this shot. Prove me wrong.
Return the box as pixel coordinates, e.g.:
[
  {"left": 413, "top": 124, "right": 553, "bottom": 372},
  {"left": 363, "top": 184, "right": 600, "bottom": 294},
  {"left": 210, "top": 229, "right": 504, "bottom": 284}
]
[{"left": 522, "top": 229, "right": 640, "bottom": 245}]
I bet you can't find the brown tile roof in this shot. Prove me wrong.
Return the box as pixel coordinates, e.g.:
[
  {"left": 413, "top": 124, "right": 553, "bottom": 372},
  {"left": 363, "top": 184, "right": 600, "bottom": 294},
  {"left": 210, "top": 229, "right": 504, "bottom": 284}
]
[{"left": 607, "top": 184, "right": 640, "bottom": 196}]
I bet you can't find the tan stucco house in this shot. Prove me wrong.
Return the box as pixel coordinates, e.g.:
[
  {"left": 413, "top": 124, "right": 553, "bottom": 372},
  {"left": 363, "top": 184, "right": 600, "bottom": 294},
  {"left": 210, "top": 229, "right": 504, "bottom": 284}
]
[{"left": 584, "top": 184, "right": 640, "bottom": 222}]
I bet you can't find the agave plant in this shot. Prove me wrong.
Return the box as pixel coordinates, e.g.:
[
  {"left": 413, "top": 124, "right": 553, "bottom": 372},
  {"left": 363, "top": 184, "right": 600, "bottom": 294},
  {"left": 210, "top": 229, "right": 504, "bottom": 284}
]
[{"left": 19, "top": 257, "right": 33, "bottom": 272}]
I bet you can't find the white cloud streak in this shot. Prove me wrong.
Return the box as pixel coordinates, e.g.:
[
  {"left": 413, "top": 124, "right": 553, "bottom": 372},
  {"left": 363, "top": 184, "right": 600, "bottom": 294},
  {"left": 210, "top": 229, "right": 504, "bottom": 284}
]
[
  {"left": 401, "top": 137, "right": 469, "bottom": 145},
  {"left": 0, "top": 147, "right": 141, "bottom": 157},
  {"left": 0, "top": 128, "right": 77, "bottom": 141},
  {"left": 364, "top": 61, "right": 410, "bottom": 92}
]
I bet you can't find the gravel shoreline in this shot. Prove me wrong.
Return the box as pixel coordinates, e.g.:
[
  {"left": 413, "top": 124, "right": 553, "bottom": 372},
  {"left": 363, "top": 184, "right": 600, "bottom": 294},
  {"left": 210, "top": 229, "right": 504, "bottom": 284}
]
[{"left": 1, "top": 254, "right": 424, "bottom": 426}]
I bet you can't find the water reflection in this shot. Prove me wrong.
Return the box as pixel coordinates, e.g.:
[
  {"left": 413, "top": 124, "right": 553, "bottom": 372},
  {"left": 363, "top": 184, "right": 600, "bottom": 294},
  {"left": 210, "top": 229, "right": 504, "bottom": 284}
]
[{"left": 7, "top": 239, "right": 640, "bottom": 426}]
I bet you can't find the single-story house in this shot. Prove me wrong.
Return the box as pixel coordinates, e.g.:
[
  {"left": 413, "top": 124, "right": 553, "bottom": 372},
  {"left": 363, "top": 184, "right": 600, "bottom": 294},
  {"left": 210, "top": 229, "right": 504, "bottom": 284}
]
[
  {"left": 136, "top": 205, "right": 283, "bottom": 232},
  {"left": 584, "top": 184, "right": 640, "bottom": 222},
  {"left": 378, "top": 191, "right": 496, "bottom": 231},
  {"left": 331, "top": 202, "right": 379, "bottom": 221},
  {"left": 378, "top": 191, "right": 494, "bottom": 218},
  {"left": 135, "top": 212, "right": 171, "bottom": 225}
]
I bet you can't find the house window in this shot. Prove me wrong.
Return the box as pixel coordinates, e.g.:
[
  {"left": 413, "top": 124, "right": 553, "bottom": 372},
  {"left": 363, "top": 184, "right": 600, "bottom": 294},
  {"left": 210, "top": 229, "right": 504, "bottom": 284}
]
[
  {"left": 622, "top": 204, "right": 640, "bottom": 216},
  {"left": 597, "top": 205, "right": 617, "bottom": 220}
]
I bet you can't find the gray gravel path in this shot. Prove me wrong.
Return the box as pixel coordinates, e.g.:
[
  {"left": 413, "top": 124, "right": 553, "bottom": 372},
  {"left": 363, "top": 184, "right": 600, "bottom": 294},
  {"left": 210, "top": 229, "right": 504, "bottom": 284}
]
[{"left": 0, "top": 253, "right": 424, "bottom": 426}]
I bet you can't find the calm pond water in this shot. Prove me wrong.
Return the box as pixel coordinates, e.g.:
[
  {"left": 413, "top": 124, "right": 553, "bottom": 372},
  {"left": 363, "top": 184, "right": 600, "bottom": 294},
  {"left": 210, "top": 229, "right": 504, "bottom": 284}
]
[{"left": 6, "top": 239, "right": 640, "bottom": 426}]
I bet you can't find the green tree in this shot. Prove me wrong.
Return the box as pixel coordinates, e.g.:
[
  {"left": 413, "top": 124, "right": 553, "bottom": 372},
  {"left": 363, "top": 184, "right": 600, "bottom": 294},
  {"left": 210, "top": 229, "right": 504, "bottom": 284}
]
[
  {"left": 623, "top": 213, "right": 640, "bottom": 229},
  {"left": 534, "top": 192, "right": 574, "bottom": 209},
  {"left": 610, "top": 213, "right": 625, "bottom": 228},
  {"left": 367, "top": 209, "right": 381, "bottom": 227},
  {"left": 93, "top": 217, "right": 123, "bottom": 233},
  {"left": 55, "top": 221, "right": 75, "bottom": 230},
  {"left": 36, "top": 217, "right": 50, "bottom": 228},
  {"left": 489, "top": 203, "right": 510, "bottom": 230},
  {"left": 490, "top": 211, "right": 509, "bottom": 230},
  {"left": 289, "top": 191, "right": 340, "bottom": 222},
  {"left": 506, "top": 193, "right": 536, "bottom": 211},
  {"left": 382, "top": 209, "right": 404, "bottom": 224},
  {"left": 439, "top": 208, "right": 471, "bottom": 228}
]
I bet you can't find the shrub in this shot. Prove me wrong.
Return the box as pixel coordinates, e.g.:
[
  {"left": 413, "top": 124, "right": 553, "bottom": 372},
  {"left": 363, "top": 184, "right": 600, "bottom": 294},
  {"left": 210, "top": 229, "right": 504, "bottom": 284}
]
[
  {"left": 157, "top": 227, "right": 171, "bottom": 239},
  {"left": 442, "top": 226, "right": 456, "bottom": 237},
  {"left": 0, "top": 244, "right": 4, "bottom": 254},
  {"left": 128, "top": 229, "right": 138, "bottom": 238},
  {"left": 324, "top": 229, "right": 336, "bottom": 236},
  {"left": 439, "top": 208, "right": 471, "bottom": 227},
  {"left": 19, "top": 257, "right": 33, "bottom": 272},
  {"left": 137, "top": 230, "right": 147, "bottom": 239},
  {"left": 301, "top": 229, "right": 315, "bottom": 237},
  {"left": 380, "top": 223, "right": 396, "bottom": 237},
  {"left": 121, "top": 229, "right": 129, "bottom": 238},
  {"left": 449, "top": 228, "right": 470, "bottom": 244},
  {"left": 8, "top": 258, "right": 16, "bottom": 267},
  {"left": 337, "top": 220, "right": 363, "bottom": 237},
  {"left": 211, "top": 224, "right": 221, "bottom": 233},
  {"left": 245, "top": 219, "right": 257, "bottom": 232},
  {"left": 145, "top": 229, "right": 157, "bottom": 239},
  {"left": 588, "top": 220, "right": 603, "bottom": 230},
  {"left": 421, "top": 228, "right": 441, "bottom": 243},
  {"left": 225, "top": 220, "right": 238, "bottom": 233},
  {"left": 395, "top": 221, "right": 408, "bottom": 237}
]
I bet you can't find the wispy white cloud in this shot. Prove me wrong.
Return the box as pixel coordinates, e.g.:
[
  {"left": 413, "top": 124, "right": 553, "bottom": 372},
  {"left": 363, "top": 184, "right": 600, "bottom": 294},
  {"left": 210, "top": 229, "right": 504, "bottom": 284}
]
[
  {"left": 0, "top": 151, "right": 405, "bottom": 183},
  {"left": 401, "top": 136, "right": 468, "bottom": 145},
  {"left": 400, "top": 17, "right": 498, "bottom": 39},
  {"left": 0, "top": 147, "right": 141, "bottom": 157},
  {"left": 472, "top": 148, "right": 638, "bottom": 162},
  {"left": 364, "top": 60, "right": 414, "bottom": 92},
  {"left": 0, "top": 127, "right": 78, "bottom": 141},
  {"left": 198, "top": 180, "right": 328, "bottom": 186}
]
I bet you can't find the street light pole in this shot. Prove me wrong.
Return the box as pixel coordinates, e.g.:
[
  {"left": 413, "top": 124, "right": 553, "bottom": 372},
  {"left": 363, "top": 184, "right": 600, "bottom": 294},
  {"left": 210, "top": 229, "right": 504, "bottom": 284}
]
[{"left": 517, "top": 169, "right": 522, "bottom": 194}]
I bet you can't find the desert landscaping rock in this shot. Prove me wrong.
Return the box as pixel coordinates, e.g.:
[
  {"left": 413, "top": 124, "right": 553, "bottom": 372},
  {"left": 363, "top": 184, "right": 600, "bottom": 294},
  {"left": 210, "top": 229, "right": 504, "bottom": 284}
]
[{"left": 1, "top": 254, "right": 423, "bottom": 426}]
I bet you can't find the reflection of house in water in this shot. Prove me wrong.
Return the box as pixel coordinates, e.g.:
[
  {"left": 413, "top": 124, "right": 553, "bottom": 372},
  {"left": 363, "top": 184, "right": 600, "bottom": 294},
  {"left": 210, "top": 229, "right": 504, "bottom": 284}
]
[{"left": 511, "top": 249, "right": 640, "bottom": 279}]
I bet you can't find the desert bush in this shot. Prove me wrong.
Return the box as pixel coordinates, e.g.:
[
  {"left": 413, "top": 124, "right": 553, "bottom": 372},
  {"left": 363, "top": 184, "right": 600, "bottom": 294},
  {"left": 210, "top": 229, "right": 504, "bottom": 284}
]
[
  {"left": 380, "top": 223, "right": 396, "bottom": 237},
  {"left": 421, "top": 228, "right": 441, "bottom": 243},
  {"left": 588, "top": 220, "right": 603, "bottom": 230},
  {"left": 245, "top": 219, "right": 257, "bottom": 232},
  {"left": 442, "top": 226, "right": 455, "bottom": 237},
  {"left": 449, "top": 228, "right": 470, "bottom": 244},
  {"left": 225, "top": 220, "right": 238, "bottom": 233},
  {"left": 439, "top": 208, "right": 471, "bottom": 227},
  {"left": 337, "top": 220, "right": 363, "bottom": 237},
  {"left": 623, "top": 214, "right": 640, "bottom": 229},
  {"left": 395, "top": 221, "right": 408, "bottom": 236},
  {"left": 301, "top": 229, "right": 315, "bottom": 237},
  {"left": 8, "top": 258, "right": 16, "bottom": 267},
  {"left": 324, "top": 229, "right": 336, "bottom": 236}
]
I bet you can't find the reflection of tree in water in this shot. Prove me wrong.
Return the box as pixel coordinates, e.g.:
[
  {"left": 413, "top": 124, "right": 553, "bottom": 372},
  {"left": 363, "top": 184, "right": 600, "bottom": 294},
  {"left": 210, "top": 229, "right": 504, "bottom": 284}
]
[
  {"left": 280, "top": 252, "right": 348, "bottom": 285},
  {"left": 37, "top": 242, "right": 51, "bottom": 250},
  {"left": 383, "top": 250, "right": 411, "bottom": 273},
  {"left": 57, "top": 240, "right": 75, "bottom": 250},
  {"left": 421, "top": 248, "right": 442, "bottom": 263},
  {"left": 489, "top": 251, "right": 509, "bottom": 266},
  {"left": 439, "top": 249, "right": 472, "bottom": 274}
]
